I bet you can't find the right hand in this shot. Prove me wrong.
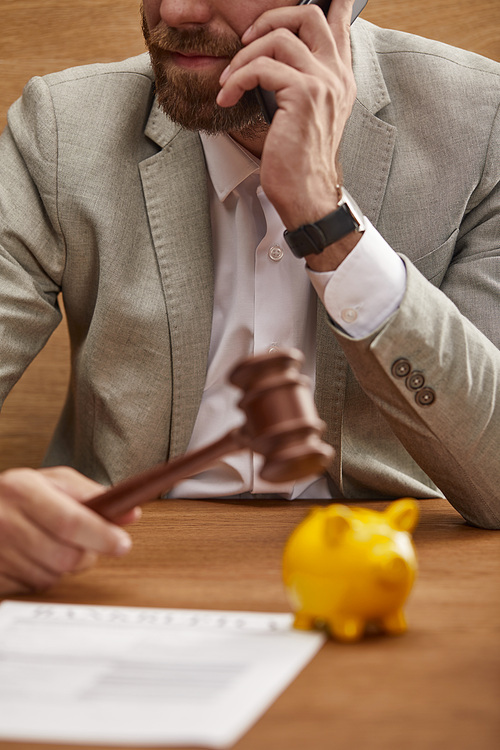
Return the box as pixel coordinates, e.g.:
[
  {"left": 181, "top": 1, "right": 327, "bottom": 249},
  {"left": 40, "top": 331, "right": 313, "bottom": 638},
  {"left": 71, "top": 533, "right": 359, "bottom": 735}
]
[
  {"left": 0, "top": 466, "right": 139, "bottom": 596},
  {"left": 217, "top": 0, "right": 357, "bottom": 230}
]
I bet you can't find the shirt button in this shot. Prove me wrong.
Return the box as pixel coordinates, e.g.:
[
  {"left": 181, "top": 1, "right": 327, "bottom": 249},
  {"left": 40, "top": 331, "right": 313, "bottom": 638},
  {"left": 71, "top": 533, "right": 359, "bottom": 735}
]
[
  {"left": 341, "top": 308, "right": 358, "bottom": 324},
  {"left": 269, "top": 245, "right": 284, "bottom": 262},
  {"left": 268, "top": 343, "right": 280, "bottom": 354}
]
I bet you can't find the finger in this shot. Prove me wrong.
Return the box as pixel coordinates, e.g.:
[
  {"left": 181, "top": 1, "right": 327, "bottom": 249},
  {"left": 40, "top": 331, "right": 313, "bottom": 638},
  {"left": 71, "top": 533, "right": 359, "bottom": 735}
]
[
  {"left": 0, "top": 510, "right": 100, "bottom": 591},
  {"left": 221, "top": 27, "right": 316, "bottom": 86},
  {"left": 218, "top": 57, "right": 308, "bottom": 110},
  {"left": 71, "top": 550, "right": 98, "bottom": 572},
  {"left": 242, "top": 4, "right": 334, "bottom": 55},
  {"left": 114, "top": 506, "right": 143, "bottom": 526},
  {"left": 41, "top": 466, "right": 141, "bottom": 525},
  {"left": 326, "top": 0, "right": 356, "bottom": 60},
  {"left": 39, "top": 466, "right": 106, "bottom": 503},
  {"left": 1, "top": 469, "right": 132, "bottom": 557},
  {"left": 0, "top": 534, "right": 61, "bottom": 591},
  {"left": 0, "top": 572, "right": 34, "bottom": 596},
  {"left": 0, "top": 500, "right": 95, "bottom": 581}
]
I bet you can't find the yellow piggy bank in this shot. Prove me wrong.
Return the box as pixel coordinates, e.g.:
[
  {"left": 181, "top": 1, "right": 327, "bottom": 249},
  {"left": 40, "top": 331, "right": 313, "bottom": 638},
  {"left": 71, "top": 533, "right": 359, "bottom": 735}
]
[{"left": 283, "top": 499, "right": 419, "bottom": 642}]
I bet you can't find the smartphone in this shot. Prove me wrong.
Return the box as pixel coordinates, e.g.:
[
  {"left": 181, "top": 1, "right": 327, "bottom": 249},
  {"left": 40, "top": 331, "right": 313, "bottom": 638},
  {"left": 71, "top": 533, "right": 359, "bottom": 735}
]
[{"left": 255, "top": 0, "right": 368, "bottom": 123}]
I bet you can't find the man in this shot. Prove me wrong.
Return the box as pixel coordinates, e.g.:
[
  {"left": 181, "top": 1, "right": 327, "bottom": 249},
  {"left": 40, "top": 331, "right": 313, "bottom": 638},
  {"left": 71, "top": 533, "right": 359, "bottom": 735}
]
[{"left": 0, "top": 0, "right": 498, "bottom": 595}]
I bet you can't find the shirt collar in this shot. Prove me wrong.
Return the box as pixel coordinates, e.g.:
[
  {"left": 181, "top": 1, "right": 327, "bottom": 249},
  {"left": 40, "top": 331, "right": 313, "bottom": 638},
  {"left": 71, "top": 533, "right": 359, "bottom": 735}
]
[{"left": 200, "top": 132, "right": 260, "bottom": 202}]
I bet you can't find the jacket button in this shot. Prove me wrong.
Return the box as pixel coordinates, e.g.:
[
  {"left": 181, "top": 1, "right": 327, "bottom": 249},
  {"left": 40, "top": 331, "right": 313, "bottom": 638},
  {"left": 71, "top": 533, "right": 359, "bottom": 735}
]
[
  {"left": 406, "top": 371, "right": 425, "bottom": 390},
  {"left": 391, "top": 358, "right": 411, "bottom": 378},
  {"left": 416, "top": 387, "right": 436, "bottom": 406}
]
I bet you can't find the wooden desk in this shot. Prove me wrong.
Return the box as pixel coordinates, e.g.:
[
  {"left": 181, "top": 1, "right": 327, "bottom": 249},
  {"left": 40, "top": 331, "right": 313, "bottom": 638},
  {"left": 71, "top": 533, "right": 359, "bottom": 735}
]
[
  {"left": 0, "top": 497, "right": 498, "bottom": 750},
  {"left": 1, "top": 0, "right": 499, "bottom": 473}
]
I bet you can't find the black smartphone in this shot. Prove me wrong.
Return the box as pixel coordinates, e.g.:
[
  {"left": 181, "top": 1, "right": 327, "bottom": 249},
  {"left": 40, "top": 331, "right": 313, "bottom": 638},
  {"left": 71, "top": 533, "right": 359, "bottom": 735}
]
[{"left": 255, "top": 0, "right": 368, "bottom": 123}]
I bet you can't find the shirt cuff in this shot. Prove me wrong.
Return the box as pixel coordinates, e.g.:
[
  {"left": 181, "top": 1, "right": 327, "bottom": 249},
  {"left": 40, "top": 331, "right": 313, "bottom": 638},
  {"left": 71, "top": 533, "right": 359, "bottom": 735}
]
[{"left": 306, "top": 218, "right": 406, "bottom": 338}]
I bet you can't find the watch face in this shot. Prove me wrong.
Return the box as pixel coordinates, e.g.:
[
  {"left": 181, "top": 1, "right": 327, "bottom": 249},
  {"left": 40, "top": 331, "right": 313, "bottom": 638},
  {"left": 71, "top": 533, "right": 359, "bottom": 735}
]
[{"left": 338, "top": 189, "right": 366, "bottom": 233}]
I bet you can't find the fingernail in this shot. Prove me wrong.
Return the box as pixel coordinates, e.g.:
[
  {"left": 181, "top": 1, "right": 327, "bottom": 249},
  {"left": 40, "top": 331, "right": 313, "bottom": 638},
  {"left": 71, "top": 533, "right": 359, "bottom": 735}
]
[
  {"left": 114, "top": 530, "right": 132, "bottom": 555},
  {"left": 241, "top": 24, "right": 254, "bottom": 43},
  {"left": 219, "top": 64, "right": 230, "bottom": 85},
  {"left": 216, "top": 90, "right": 225, "bottom": 106}
]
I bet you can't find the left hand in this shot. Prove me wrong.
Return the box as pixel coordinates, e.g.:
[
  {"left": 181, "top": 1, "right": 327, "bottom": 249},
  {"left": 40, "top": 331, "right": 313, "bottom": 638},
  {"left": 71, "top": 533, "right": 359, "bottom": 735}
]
[
  {"left": 217, "top": 0, "right": 357, "bottom": 230},
  {"left": 0, "top": 466, "right": 140, "bottom": 596}
]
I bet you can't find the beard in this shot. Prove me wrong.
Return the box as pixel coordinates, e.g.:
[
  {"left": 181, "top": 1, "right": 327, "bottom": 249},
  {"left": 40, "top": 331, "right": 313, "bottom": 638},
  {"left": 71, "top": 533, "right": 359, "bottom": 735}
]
[{"left": 141, "top": 9, "right": 267, "bottom": 136}]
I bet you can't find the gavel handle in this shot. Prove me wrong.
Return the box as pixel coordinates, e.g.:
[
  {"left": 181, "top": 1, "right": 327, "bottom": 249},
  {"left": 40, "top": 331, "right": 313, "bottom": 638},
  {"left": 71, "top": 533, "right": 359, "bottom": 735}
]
[{"left": 86, "top": 429, "right": 244, "bottom": 521}]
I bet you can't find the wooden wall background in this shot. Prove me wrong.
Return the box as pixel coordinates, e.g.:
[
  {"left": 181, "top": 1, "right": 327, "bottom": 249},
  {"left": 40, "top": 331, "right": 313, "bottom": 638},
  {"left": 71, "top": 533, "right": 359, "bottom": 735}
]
[{"left": 0, "top": 0, "right": 499, "bottom": 471}]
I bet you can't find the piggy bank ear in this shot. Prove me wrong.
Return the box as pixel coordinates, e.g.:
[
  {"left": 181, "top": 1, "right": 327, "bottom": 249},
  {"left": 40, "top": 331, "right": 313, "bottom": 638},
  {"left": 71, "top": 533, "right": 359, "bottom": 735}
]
[
  {"left": 385, "top": 498, "right": 419, "bottom": 533},
  {"left": 324, "top": 505, "right": 352, "bottom": 546}
]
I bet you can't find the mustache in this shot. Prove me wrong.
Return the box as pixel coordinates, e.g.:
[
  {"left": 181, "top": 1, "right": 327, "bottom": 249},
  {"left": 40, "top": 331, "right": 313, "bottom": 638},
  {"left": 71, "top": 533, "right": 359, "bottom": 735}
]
[{"left": 144, "top": 21, "right": 243, "bottom": 59}]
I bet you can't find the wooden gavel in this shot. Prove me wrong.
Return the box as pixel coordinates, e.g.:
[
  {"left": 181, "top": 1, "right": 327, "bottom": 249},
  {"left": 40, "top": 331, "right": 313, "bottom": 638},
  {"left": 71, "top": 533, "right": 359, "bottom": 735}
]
[{"left": 87, "top": 348, "right": 334, "bottom": 520}]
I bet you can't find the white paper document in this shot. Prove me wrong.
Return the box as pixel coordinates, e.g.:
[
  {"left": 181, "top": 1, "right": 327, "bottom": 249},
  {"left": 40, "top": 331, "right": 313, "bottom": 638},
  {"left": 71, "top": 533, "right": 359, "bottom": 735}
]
[{"left": 0, "top": 600, "right": 325, "bottom": 747}]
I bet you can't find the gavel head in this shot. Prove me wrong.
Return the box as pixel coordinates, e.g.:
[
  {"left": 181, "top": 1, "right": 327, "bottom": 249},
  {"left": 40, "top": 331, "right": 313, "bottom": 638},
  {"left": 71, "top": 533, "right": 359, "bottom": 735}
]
[{"left": 229, "top": 348, "right": 335, "bottom": 483}]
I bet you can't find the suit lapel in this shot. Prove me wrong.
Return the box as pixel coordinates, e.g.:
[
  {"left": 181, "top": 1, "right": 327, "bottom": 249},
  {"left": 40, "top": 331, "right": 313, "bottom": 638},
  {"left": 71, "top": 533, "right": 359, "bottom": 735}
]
[
  {"left": 341, "top": 20, "right": 397, "bottom": 224},
  {"left": 315, "top": 20, "right": 397, "bottom": 492},
  {"left": 140, "top": 102, "right": 214, "bottom": 459}
]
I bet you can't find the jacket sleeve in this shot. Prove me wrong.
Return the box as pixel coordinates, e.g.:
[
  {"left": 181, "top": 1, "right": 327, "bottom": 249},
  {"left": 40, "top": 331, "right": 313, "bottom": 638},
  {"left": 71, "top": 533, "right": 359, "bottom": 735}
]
[
  {"left": 333, "top": 106, "right": 500, "bottom": 529},
  {"left": 0, "top": 77, "right": 65, "bottom": 404}
]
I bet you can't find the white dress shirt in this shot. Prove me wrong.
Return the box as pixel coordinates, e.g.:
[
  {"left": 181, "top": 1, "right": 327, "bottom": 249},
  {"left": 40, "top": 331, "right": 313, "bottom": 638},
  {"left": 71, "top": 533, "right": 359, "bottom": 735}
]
[{"left": 169, "top": 133, "right": 406, "bottom": 499}]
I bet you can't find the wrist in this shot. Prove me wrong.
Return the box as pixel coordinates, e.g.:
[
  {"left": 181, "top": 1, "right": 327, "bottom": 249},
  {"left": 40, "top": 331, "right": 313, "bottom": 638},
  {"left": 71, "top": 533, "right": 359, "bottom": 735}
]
[
  {"left": 276, "top": 184, "right": 341, "bottom": 232},
  {"left": 305, "top": 231, "right": 363, "bottom": 271},
  {"left": 283, "top": 187, "right": 365, "bottom": 261}
]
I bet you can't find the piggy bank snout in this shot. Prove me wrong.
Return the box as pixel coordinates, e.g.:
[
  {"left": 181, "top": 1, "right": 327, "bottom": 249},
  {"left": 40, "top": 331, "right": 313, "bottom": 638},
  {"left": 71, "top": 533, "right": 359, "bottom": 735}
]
[{"left": 376, "top": 551, "right": 411, "bottom": 587}]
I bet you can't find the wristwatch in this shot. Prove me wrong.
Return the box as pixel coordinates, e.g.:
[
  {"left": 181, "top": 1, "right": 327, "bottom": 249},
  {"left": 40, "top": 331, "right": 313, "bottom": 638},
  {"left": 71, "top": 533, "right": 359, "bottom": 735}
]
[{"left": 283, "top": 187, "right": 365, "bottom": 258}]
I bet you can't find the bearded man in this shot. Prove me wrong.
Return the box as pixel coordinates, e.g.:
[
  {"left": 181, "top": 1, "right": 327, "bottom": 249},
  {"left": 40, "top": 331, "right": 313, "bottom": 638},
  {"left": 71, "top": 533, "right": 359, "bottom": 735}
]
[{"left": 0, "top": 0, "right": 498, "bottom": 595}]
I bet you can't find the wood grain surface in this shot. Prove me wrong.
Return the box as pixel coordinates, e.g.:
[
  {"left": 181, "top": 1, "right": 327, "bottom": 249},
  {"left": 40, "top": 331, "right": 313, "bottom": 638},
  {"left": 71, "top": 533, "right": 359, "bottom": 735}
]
[
  {"left": 0, "top": 497, "right": 498, "bottom": 750},
  {"left": 0, "top": 0, "right": 499, "bottom": 471}
]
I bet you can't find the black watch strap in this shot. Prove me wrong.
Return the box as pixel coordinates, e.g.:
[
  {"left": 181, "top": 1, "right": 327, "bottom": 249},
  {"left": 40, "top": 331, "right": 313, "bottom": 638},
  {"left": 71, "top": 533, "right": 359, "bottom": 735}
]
[{"left": 284, "top": 188, "right": 365, "bottom": 258}]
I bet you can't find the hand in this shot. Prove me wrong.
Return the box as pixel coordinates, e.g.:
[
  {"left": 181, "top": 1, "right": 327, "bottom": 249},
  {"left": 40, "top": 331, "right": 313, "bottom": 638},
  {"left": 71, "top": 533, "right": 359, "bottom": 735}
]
[
  {"left": 217, "top": 0, "right": 357, "bottom": 230},
  {"left": 0, "top": 466, "right": 140, "bottom": 596}
]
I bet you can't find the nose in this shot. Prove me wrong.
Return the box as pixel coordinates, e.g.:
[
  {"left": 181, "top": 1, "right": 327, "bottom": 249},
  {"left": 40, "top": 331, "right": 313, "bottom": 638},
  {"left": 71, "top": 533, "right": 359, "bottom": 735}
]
[{"left": 159, "top": 0, "right": 213, "bottom": 28}]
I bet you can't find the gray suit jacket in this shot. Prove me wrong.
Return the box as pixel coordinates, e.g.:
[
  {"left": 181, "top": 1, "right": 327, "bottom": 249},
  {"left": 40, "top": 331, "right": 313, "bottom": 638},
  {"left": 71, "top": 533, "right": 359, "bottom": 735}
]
[{"left": 0, "top": 20, "right": 499, "bottom": 527}]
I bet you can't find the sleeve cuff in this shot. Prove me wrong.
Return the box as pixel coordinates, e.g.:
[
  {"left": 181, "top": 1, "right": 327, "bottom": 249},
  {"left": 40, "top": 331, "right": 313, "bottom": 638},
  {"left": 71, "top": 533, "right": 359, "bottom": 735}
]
[{"left": 306, "top": 218, "right": 407, "bottom": 338}]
